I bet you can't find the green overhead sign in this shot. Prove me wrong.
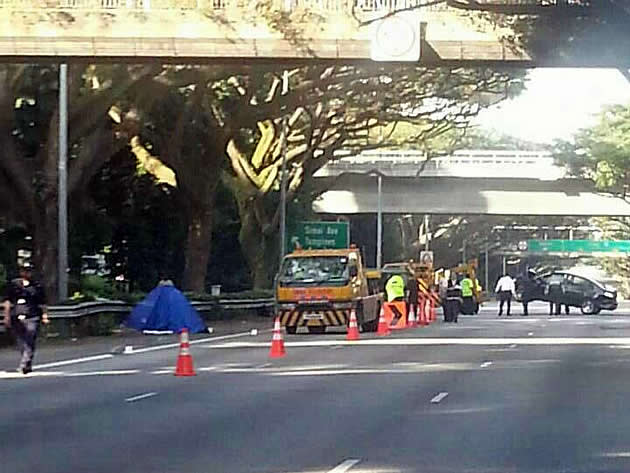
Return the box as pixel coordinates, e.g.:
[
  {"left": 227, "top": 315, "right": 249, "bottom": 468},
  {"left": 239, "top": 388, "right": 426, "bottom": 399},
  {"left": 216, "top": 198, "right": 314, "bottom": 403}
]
[
  {"left": 527, "top": 239, "right": 630, "bottom": 253},
  {"left": 290, "top": 221, "right": 349, "bottom": 250}
]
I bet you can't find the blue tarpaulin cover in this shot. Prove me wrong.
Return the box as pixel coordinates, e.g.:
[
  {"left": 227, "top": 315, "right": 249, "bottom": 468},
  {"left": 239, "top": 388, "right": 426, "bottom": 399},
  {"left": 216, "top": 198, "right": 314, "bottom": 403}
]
[{"left": 126, "top": 285, "right": 206, "bottom": 333}]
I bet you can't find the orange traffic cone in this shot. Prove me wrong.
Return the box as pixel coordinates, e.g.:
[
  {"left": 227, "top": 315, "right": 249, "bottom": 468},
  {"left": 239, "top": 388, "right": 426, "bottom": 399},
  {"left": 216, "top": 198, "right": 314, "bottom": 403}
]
[
  {"left": 175, "top": 328, "right": 196, "bottom": 377},
  {"left": 346, "top": 308, "right": 360, "bottom": 341},
  {"left": 269, "top": 317, "right": 286, "bottom": 358},
  {"left": 429, "top": 294, "right": 436, "bottom": 322},
  {"left": 377, "top": 305, "right": 391, "bottom": 336},
  {"left": 408, "top": 305, "right": 418, "bottom": 328}
]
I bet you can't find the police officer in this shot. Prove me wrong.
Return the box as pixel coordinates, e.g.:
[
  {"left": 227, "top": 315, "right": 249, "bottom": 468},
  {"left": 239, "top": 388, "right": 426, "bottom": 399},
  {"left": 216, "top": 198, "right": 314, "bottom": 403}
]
[
  {"left": 445, "top": 278, "right": 462, "bottom": 323},
  {"left": 2, "top": 263, "right": 49, "bottom": 374},
  {"left": 520, "top": 269, "right": 539, "bottom": 316},
  {"left": 546, "top": 276, "right": 564, "bottom": 316}
]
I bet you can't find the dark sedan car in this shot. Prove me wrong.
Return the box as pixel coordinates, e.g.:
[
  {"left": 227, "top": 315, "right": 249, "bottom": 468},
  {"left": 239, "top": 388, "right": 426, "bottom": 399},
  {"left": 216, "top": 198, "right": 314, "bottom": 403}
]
[{"left": 516, "top": 271, "right": 617, "bottom": 315}]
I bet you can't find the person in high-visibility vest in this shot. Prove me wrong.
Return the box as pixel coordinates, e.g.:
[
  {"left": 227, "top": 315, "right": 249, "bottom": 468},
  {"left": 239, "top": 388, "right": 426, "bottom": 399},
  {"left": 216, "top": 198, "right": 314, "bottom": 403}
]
[
  {"left": 385, "top": 274, "right": 405, "bottom": 302},
  {"left": 385, "top": 274, "right": 406, "bottom": 326},
  {"left": 460, "top": 273, "right": 475, "bottom": 315}
]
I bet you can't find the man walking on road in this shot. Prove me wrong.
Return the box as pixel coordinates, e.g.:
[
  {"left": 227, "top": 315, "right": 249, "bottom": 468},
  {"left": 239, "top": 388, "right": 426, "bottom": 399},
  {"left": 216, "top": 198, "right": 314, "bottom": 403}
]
[
  {"left": 495, "top": 273, "right": 515, "bottom": 316},
  {"left": 2, "top": 263, "right": 49, "bottom": 374}
]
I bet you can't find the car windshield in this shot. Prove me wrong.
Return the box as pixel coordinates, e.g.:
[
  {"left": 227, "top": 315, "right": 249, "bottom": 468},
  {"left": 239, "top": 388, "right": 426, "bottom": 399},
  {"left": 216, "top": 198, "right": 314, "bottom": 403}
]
[{"left": 279, "top": 256, "right": 350, "bottom": 285}]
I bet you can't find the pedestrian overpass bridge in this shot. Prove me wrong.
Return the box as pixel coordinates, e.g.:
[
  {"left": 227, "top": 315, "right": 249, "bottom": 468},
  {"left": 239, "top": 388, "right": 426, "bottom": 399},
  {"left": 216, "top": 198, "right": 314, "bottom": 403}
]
[
  {"left": 0, "top": 0, "right": 621, "bottom": 66},
  {"left": 313, "top": 150, "right": 630, "bottom": 216}
]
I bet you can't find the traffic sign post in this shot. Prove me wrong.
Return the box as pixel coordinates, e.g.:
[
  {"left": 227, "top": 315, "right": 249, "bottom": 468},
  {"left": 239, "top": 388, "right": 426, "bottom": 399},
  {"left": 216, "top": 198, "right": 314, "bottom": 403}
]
[{"left": 290, "top": 221, "right": 350, "bottom": 250}]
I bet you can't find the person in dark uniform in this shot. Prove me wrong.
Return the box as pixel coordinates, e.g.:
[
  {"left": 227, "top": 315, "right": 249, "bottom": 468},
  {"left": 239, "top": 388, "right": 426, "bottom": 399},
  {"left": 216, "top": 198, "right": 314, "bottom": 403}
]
[
  {"left": 445, "top": 279, "right": 462, "bottom": 323},
  {"left": 2, "top": 263, "right": 49, "bottom": 374},
  {"left": 546, "top": 276, "right": 564, "bottom": 316},
  {"left": 520, "top": 269, "right": 539, "bottom": 316}
]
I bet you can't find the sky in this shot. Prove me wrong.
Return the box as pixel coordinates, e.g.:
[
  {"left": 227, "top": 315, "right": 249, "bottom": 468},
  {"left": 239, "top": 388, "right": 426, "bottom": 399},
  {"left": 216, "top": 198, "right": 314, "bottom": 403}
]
[{"left": 475, "top": 68, "right": 630, "bottom": 144}]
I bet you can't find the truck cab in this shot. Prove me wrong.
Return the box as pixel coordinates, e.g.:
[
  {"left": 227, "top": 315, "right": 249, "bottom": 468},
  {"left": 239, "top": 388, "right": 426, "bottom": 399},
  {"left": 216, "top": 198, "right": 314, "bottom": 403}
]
[{"left": 275, "top": 248, "right": 382, "bottom": 334}]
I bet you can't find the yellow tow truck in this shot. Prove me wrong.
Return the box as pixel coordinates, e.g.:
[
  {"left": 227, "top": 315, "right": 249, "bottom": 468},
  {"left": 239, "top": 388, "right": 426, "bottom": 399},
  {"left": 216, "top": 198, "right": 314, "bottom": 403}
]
[{"left": 275, "top": 247, "right": 382, "bottom": 334}]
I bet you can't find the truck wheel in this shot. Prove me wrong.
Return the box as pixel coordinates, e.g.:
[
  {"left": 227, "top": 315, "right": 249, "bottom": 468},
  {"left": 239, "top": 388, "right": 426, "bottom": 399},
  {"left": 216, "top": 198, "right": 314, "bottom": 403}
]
[
  {"left": 285, "top": 326, "right": 297, "bottom": 335},
  {"left": 307, "top": 326, "right": 326, "bottom": 334}
]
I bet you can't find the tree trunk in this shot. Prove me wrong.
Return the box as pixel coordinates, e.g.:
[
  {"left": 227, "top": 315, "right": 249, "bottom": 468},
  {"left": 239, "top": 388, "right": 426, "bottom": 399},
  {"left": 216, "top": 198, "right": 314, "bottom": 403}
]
[
  {"left": 183, "top": 202, "right": 215, "bottom": 293},
  {"left": 33, "top": 203, "right": 58, "bottom": 303},
  {"left": 236, "top": 194, "right": 278, "bottom": 290}
]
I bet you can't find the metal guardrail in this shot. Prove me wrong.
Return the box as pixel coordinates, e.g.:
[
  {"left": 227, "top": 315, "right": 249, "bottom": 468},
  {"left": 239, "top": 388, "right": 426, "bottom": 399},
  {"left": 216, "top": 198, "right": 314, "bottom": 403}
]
[
  {"left": 46, "top": 298, "right": 275, "bottom": 319},
  {"left": 0, "top": 297, "right": 274, "bottom": 333}
]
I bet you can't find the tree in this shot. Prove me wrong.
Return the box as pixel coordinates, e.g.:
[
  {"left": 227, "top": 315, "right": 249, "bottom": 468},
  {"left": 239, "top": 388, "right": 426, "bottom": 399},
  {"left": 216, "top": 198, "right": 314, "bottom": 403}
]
[
  {"left": 555, "top": 104, "right": 630, "bottom": 194},
  {"left": 554, "top": 103, "right": 630, "bottom": 285},
  {"left": 0, "top": 64, "right": 158, "bottom": 301},
  {"left": 220, "top": 65, "right": 522, "bottom": 288}
]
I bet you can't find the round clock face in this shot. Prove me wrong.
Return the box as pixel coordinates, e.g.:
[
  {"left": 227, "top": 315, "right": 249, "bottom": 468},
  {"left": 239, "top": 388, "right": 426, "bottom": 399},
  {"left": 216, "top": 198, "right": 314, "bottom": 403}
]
[{"left": 374, "top": 15, "right": 417, "bottom": 58}]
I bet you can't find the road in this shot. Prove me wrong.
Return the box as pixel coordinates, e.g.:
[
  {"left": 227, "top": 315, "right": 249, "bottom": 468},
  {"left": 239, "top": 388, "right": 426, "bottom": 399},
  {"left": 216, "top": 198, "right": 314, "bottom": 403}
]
[{"left": 4, "top": 302, "right": 630, "bottom": 473}]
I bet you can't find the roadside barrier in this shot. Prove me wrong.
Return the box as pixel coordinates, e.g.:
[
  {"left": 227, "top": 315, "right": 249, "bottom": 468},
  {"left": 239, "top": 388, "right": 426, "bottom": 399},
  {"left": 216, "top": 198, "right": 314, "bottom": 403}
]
[
  {"left": 377, "top": 305, "right": 390, "bottom": 336},
  {"left": 418, "top": 294, "right": 428, "bottom": 326},
  {"left": 384, "top": 301, "right": 408, "bottom": 330},
  {"left": 408, "top": 306, "right": 418, "bottom": 328}
]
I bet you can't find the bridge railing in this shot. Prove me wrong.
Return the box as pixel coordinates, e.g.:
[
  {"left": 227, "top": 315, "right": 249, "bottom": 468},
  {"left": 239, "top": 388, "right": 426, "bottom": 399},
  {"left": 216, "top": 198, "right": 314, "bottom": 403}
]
[
  {"left": 0, "top": 0, "right": 535, "bottom": 11},
  {"left": 0, "top": 0, "right": 584, "bottom": 10}
]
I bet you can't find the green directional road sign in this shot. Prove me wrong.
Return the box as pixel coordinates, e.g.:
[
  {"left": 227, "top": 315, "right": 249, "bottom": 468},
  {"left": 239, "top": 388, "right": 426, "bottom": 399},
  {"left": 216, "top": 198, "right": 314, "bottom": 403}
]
[
  {"left": 291, "top": 221, "right": 349, "bottom": 250},
  {"left": 527, "top": 239, "right": 630, "bottom": 253}
]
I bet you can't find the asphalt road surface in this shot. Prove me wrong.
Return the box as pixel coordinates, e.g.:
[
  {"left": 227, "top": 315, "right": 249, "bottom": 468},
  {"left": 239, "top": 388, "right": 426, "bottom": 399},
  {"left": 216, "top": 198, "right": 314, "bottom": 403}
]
[{"left": 4, "top": 302, "right": 630, "bottom": 473}]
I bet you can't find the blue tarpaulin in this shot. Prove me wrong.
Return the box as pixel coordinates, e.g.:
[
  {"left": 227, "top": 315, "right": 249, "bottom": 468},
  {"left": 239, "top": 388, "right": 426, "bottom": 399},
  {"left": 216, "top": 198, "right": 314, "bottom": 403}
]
[{"left": 126, "top": 285, "right": 206, "bottom": 334}]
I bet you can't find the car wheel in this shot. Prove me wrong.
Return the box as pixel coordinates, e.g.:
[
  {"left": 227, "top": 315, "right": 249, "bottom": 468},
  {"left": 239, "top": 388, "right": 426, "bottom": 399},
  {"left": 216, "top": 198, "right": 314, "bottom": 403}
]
[{"left": 581, "top": 300, "right": 598, "bottom": 315}]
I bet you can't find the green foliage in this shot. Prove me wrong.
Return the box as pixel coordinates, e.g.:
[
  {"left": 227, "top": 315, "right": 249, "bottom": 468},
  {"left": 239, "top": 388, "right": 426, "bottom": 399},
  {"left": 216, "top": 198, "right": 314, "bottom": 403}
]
[
  {"left": 80, "top": 275, "right": 115, "bottom": 299},
  {"left": 87, "top": 148, "right": 187, "bottom": 292},
  {"left": 555, "top": 104, "right": 630, "bottom": 192}
]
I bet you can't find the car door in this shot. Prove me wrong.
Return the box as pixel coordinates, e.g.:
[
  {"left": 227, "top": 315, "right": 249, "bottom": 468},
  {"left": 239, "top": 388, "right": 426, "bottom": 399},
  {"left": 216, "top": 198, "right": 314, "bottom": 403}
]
[{"left": 563, "top": 275, "right": 595, "bottom": 307}]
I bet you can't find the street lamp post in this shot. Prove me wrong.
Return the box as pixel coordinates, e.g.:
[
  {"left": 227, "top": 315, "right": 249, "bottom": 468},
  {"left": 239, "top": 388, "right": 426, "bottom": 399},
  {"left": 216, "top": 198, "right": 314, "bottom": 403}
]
[
  {"left": 376, "top": 173, "right": 383, "bottom": 269},
  {"left": 279, "top": 115, "right": 289, "bottom": 269},
  {"left": 58, "top": 64, "right": 68, "bottom": 301}
]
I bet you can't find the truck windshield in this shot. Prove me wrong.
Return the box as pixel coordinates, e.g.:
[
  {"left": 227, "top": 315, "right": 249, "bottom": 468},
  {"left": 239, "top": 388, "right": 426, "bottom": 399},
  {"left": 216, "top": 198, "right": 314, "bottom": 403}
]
[{"left": 279, "top": 256, "right": 350, "bottom": 286}]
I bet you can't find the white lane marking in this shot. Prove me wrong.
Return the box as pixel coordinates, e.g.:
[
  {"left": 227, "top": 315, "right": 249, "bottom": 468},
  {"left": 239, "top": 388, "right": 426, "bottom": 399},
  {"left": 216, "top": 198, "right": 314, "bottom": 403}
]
[
  {"left": 328, "top": 459, "right": 360, "bottom": 472},
  {"left": 34, "top": 354, "right": 114, "bottom": 370},
  {"left": 131, "top": 330, "right": 270, "bottom": 354},
  {"left": 36, "top": 330, "right": 268, "bottom": 371},
  {"left": 430, "top": 392, "right": 449, "bottom": 404},
  {"left": 66, "top": 370, "right": 139, "bottom": 377},
  {"left": 0, "top": 370, "right": 64, "bottom": 379},
  {"left": 210, "top": 337, "right": 630, "bottom": 348},
  {"left": 510, "top": 344, "right": 518, "bottom": 348},
  {"left": 600, "top": 452, "right": 630, "bottom": 458},
  {"left": 480, "top": 361, "right": 493, "bottom": 368},
  {"left": 125, "top": 392, "right": 158, "bottom": 403}
]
